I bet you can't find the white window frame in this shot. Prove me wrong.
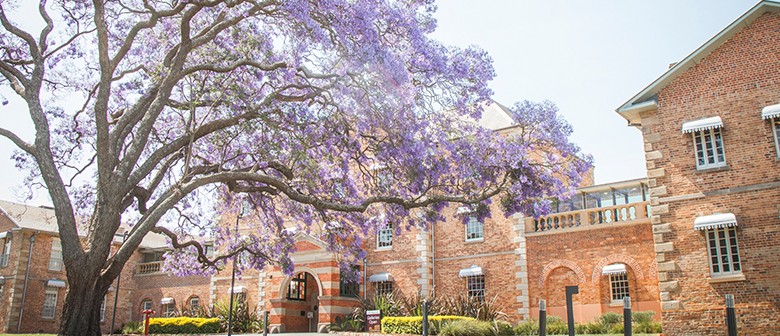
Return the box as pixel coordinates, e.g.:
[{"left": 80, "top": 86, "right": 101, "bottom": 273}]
[
  {"left": 189, "top": 296, "right": 200, "bottom": 313},
  {"left": 377, "top": 223, "right": 393, "bottom": 249},
  {"left": 163, "top": 301, "right": 176, "bottom": 317},
  {"left": 142, "top": 299, "right": 153, "bottom": 311},
  {"left": 706, "top": 226, "right": 742, "bottom": 277},
  {"left": 465, "top": 216, "right": 484, "bottom": 242},
  {"left": 49, "top": 237, "right": 63, "bottom": 271},
  {"left": 772, "top": 117, "right": 780, "bottom": 157},
  {"left": 376, "top": 281, "right": 393, "bottom": 296},
  {"left": 42, "top": 287, "right": 58, "bottom": 319},
  {"left": 609, "top": 273, "right": 630, "bottom": 302},
  {"left": 0, "top": 238, "right": 10, "bottom": 268},
  {"left": 692, "top": 128, "right": 726, "bottom": 170},
  {"left": 466, "top": 275, "right": 485, "bottom": 301}
]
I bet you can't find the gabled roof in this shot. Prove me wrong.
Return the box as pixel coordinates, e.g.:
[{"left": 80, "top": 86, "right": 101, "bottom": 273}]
[
  {"left": 616, "top": 0, "right": 780, "bottom": 125},
  {"left": 0, "top": 200, "right": 169, "bottom": 249}
]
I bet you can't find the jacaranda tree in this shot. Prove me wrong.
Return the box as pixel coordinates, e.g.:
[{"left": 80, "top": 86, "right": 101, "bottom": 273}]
[{"left": 0, "top": 0, "right": 590, "bottom": 334}]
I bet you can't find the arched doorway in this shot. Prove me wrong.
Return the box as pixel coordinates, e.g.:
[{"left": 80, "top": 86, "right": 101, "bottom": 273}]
[{"left": 279, "top": 271, "right": 321, "bottom": 332}]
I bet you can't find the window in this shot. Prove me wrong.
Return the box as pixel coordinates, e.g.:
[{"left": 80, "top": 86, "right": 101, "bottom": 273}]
[
  {"left": 340, "top": 271, "right": 360, "bottom": 298},
  {"left": 465, "top": 216, "right": 484, "bottom": 241},
  {"left": 376, "top": 281, "right": 393, "bottom": 296},
  {"left": 162, "top": 299, "right": 176, "bottom": 317},
  {"left": 0, "top": 237, "right": 10, "bottom": 268},
  {"left": 707, "top": 226, "right": 741, "bottom": 276},
  {"left": 189, "top": 296, "right": 200, "bottom": 314},
  {"left": 49, "top": 238, "right": 63, "bottom": 271},
  {"left": 377, "top": 223, "right": 393, "bottom": 249},
  {"left": 204, "top": 244, "right": 214, "bottom": 257},
  {"left": 287, "top": 273, "right": 307, "bottom": 300},
  {"left": 141, "top": 299, "right": 153, "bottom": 311},
  {"left": 772, "top": 117, "right": 780, "bottom": 157},
  {"left": 609, "top": 273, "right": 630, "bottom": 302},
  {"left": 466, "top": 275, "right": 485, "bottom": 301},
  {"left": 100, "top": 295, "right": 107, "bottom": 322},
  {"left": 42, "top": 287, "right": 58, "bottom": 319},
  {"left": 693, "top": 128, "right": 726, "bottom": 169}
]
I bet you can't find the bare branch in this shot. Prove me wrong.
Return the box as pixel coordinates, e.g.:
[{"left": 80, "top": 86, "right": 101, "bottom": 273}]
[{"left": 0, "top": 127, "right": 36, "bottom": 154}]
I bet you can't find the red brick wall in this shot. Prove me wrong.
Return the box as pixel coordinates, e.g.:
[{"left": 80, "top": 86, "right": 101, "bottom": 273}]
[
  {"left": 638, "top": 10, "right": 780, "bottom": 335},
  {"left": 526, "top": 223, "right": 660, "bottom": 323}
]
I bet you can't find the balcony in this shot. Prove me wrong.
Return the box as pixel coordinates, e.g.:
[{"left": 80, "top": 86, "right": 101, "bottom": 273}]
[
  {"left": 0, "top": 253, "right": 8, "bottom": 268},
  {"left": 524, "top": 201, "right": 650, "bottom": 234},
  {"left": 136, "top": 261, "right": 164, "bottom": 275}
]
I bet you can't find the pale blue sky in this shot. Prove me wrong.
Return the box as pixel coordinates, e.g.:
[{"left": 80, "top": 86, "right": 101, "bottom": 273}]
[
  {"left": 0, "top": 0, "right": 761, "bottom": 204},
  {"left": 431, "top": 0, "right": 758, "bottom": 184}
]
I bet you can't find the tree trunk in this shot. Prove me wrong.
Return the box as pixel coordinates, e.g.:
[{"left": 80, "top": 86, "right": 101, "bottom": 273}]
[{"left": 59, "top": 268, "right": 111, "bottom": 336}]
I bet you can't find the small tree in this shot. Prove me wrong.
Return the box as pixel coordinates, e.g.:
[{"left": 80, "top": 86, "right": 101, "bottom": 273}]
[{"left": 0, "top": 0, "right": 589, "bottom": 334}]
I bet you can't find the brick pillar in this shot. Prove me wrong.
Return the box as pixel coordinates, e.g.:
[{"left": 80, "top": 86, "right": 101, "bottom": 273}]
[
  {"left": 415, "top": 229, "right": 433, "bottom": 296},
  {"left": 512, "top": 213, "right": 531, "bottom": 321}
]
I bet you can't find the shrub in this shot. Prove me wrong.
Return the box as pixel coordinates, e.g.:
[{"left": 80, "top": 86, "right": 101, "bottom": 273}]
[
  {"left": 599, "top": 312, "right": 623, "bottom": 326},
  {"left": 632, "top": 310, "right": 655, "bottom": 324},
  {"left": 148, "top": 317, "right": 220, "bottom": 334},
  {"left": 329, "top": 315, "right": 363, "bottom": 332},
  {"left": 381, "top": 316, "right": 474, "bottom": 334},
  {"left": 121, "top": 321, "right": 144, "bottom": 334},
  {"left": 512, "top": 319, "right": 538, "bottom": 336},
  {"left": 490, "top": 320, "right": 513, "bottom": 336},
  {"left": 574, "top": 322, "right": 607, "bottom": 334},
  {"left": 438, "top": 319, "right": 493, "bottom": 336},
  {"left": 212, "top": 299, "right": 264, "bottom": 333},
  {"left": 608, "top": 322, "right": 624, "bottom": 334},
  {"left": 438, "top": 294, "right": 507, "bottom": 321},
  {"left": 635, "top": 321, "right": 663, "bottom": 333}
]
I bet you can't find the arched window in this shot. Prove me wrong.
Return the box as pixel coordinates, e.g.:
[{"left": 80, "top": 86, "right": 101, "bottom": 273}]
[
  {"left": 141, "top": 298, "right": 153, "bottom": 311},
  {"left": 188, "top": 296, "right": 200, "bottom": 315}
]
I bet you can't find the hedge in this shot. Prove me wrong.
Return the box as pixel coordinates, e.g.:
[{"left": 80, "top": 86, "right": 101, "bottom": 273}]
[
  {"left": 148, "top": 317, "right": 220, "bottom": 334},
  {"left": 381, "top": 316, "right": 474, "bottom": 334}
]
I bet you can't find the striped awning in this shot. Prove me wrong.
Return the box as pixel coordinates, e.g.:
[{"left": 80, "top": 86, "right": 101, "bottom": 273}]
[
  {"left": 161, "top": 297, "right": 174, "bottom": 305},
  {"left": 47, "top": 279, "right": 66, "bottom": 288},
  {"left": 762, "top": 103, "right": 780, "bottom": 120},
  {"left": 368, "top": 272, "right": 393, "bottom": 283},
  {"left": 682, "top": 116, "right": 723, "bottom": 133},
  {"left": 694, "top": 213, "right": 738, "bottom": 231},
  {"left": 0, "top": 276, "right": 5, "bottom": 285},
  {"left": 602, "top": 264, "right": 627, "bottom": 276},
  {"left": 458, "top": 265, "right": 483, "bottom": 278}
]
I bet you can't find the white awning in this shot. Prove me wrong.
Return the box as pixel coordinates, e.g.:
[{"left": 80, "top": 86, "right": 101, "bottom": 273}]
[
  {"left": 229, "top": 286, "right": 247, "bottom": 294},
  {"left": 762, "top": 103, "right": 780, "bottom": 120},
  {"left": 368, "top": 272, "right": 393, "bottom": 283},
  {"left": 602, "top": 264, "right": 627, "bottom": 276},
  {"left": 456, "top": 206, "right": 475, "bottom": 215},
  {"left": 161, "top": 297, "right": 174, "bottom": 305},
  {"left": 47, "top": 279, "right": 66, "bottom": 288},
  {"left": 0, "top": 276, "right": 5, "bottom": 285},
  {"left": 0, "top": 231, "right": 8, "bottom": 239},
  {"left": 681, "top": 116, "right": 723, "bottom": 133},
  {"left": 458, "top": 265, "right": 483, "bottom": 278},
  {"left": 694, "top": 213, "right": 738, "bottom": 231}
]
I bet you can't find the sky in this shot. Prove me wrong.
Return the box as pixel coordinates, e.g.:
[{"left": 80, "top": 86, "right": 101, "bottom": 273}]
[{"left": 0, "top": 0, "right": 762, "bottom": 205}]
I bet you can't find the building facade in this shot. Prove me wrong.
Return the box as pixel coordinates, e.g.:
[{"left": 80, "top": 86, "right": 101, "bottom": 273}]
[
  {"left": 616, "top": 1, "right": 780, "bottom": 334},
  {"left": 0, "top": 103, "right": 663, "bottom": 333}
]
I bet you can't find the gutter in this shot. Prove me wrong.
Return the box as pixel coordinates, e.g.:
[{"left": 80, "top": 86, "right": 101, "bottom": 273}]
[
  {"left": 617, "top": 100, "right": 658, "bottom": 127},
  {"left": 17, "top": 231, "right": 37, "bottom": 332},
  {"left": 430, "top": 222, "right": 435, "bottom": 296}
]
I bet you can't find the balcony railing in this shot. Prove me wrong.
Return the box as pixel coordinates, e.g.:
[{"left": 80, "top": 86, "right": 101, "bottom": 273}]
[
  {"left": 136, "top": 261, "right": 164, "bottom": 275},
  {"left": 525, "top": 201, "right": 649, "bottom": 233},
  {"left": 0, "top": 253, "right": 8, "bottom": 268}
]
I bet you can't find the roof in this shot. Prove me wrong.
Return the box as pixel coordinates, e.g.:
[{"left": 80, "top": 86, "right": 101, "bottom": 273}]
[
  {"left": 0, "top": 200, "right": 169, "bottom": 249},
  {"left": 616, "top": 0, "right": 780, "bottom": 125},
  {"left": 477, "top": 101, "right": 516, "bottom": 131}
]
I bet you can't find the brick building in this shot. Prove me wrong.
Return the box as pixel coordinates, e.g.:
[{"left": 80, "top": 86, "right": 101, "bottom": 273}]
[
  {"left": 616, "top": 1, "right": 780, "bottom": 334},
  {"left": 0, "top": 102, "right": 663, "bottom": 333}
]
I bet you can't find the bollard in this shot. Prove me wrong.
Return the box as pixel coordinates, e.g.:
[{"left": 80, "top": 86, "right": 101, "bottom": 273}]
[
  {"left": 725, "top": 294, "right": 737, "bottom": 336},
  {"left": 422, "top": 299, "right": 429, "bottom": 336},
  {"left": 565, "top": 286, "right": 579, "bottom": 336},
  {"left": 263, "top": 311, "right": 269, "bottom": 336},
  {"left": 623, "top": 297, "right": 632, "bottom": 336},
  {"left": 539, "top": 300, "right": 547, "bottom": 336},
  {"left": 141, "top": 309, "right": 155, "bottom": 336}
]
